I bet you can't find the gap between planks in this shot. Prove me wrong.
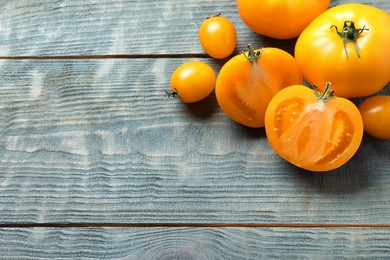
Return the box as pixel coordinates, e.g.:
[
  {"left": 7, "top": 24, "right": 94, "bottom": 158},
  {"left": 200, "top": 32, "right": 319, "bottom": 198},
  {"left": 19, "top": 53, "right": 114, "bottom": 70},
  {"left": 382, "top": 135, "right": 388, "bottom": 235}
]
[
  {"left": 0, "top": 223, "right": 389, "bottom": 229},
  {"left": 0, "top": 54, "right": 212, "bottom": 60}
]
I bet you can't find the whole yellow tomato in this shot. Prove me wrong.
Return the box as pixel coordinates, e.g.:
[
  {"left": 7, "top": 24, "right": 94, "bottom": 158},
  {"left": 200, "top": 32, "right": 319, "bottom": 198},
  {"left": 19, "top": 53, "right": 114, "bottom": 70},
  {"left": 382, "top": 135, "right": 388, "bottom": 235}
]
[
  {"left": 359, "top": 95, "right": 390, "bottom": 139},
  {"left": 169, "top": 61, "right": 216, "bottom": 103},
  {"left": 236, "top": 0, "right": 330, "bottom": 39},
  {"left": 295, "top": 3, "right": 390, "bottom": 98},
  {"left": 198, "top": 14, "right": 237, "bottom": 59}
]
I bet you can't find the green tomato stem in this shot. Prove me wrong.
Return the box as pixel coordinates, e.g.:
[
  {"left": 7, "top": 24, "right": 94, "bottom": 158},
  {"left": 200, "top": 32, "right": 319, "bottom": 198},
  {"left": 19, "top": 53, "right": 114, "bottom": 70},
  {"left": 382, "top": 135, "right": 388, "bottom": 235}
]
[
  {"left": 207, "top": 12, "right": 221, "bottom": 19},
  {"left": 165, "top": 89, "right": 178, "bottom": 98},
  {"left": 314, "top": 82, "right": 335, "bottom": 102},
  {"left": 243, "top": 44, "right": 263, "bottom": 64},
  {"left": 330, "top": 20, "right": 369, "bottom": 59}
]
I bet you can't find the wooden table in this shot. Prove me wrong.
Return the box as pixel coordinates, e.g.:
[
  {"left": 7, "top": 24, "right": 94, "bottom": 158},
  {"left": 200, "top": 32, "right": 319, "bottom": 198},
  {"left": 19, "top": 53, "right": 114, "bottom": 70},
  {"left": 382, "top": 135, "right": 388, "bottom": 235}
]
[{"left": 0, "top": 0, "right": 389, "bottom": 259}]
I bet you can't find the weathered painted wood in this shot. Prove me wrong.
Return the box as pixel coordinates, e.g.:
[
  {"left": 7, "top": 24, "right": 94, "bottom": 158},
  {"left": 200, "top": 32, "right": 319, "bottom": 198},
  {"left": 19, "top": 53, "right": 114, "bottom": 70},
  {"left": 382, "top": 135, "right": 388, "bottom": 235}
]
[
  {"left": 0, "top": 59, "right": 389, "bottom": 224},
  {"left": 0, "top": 0, "right": 388, "bottom": 56},
  {"left": 0, "top": 0, "right": 389, "bottom": 258},
  {"left": 1, "top": 227, "right": 389, "bottom": 259}
]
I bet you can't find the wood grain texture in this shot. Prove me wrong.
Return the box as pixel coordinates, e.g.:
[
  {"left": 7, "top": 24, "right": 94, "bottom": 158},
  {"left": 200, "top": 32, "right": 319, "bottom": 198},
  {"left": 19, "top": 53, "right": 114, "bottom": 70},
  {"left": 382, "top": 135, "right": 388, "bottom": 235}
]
[
  {"left": 1, "top": 227, "right": 389, "bottom": 259},
  {"left": 0, "top": 0, "right": 388, "bottom": 57},
  {"left": 0, "top": 59, "right": 388, "bottom": 224},
  {"left": 0, "top": 0, "right": 389, "bottom": 259}
]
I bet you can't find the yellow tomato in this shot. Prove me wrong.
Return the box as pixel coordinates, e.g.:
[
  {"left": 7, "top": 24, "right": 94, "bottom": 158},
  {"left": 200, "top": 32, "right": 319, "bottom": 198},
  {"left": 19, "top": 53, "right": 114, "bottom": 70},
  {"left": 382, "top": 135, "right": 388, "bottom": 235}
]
[
  {"left": 236, "top": 0, "right": 330, "bottom": 39},
  {"left": 169, "top": 61, "right": 216, "bottom": 103},
  {"left": 265, "top": 83, "right": 364, "bottom": 172},
  {"left": 295, "top": 3, "right": 390, "bottom": 98},
  {"left": 198, "top": 14, "right": 237, "bottom": 59},
  {"left": 216, "top": 45, "right": 303, "bottom": 127},
  {"left": 359, "top": 95, "right": 390, "bottom": 139}
]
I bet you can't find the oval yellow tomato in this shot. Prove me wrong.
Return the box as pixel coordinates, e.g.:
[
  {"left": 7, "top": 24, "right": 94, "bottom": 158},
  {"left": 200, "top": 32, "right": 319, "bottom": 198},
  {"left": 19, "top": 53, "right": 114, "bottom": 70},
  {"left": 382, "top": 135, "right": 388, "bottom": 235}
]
[
  {"left": 216, "top": 45, "right": 303, "bottom": 128},
  {"left": 236, "top": 0, "right": 330, "bottom": 39},
  {"left": 198, "top": 14, "right": 237, "bottom": 59},
  {"left": 169, "top": 61, "right": 216, "bottom": 103},
  {"left": 359, "top": 95, "right": 390, "bottom": 139},
  {"left": 295, "top": 3, "right": 390, "bottom": 98},
  {"left": 265, "top": 83, "right": 364, "bottom": 172}
]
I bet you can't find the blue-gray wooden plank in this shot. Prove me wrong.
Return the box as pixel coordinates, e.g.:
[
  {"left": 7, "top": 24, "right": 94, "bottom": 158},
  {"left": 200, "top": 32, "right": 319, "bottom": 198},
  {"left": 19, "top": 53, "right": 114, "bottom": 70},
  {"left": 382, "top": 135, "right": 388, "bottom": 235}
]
[
  {"left": 0, "top": 59, "right": 388, "bottom": 224},
  {"left": 0, "top": 0, "right": 388, "bottom": 56},
  {"left": 0, "top": 0, "right": 389, "bottom": 258},
  {"left": 1, "top": 227, "right": 389, "bottom": 259}
]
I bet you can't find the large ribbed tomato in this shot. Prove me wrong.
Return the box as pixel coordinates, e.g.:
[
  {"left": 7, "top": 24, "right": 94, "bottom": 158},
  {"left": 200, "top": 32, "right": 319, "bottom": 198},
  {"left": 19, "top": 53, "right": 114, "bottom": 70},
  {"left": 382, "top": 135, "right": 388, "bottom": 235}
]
[{"left": 295, "top": 3, "right": 390, "bottom": 98}]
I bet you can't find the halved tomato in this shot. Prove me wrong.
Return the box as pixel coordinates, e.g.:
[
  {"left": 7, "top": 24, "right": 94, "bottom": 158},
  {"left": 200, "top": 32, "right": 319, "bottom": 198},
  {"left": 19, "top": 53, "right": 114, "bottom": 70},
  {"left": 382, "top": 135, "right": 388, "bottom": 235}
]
[
  {"left": 215, "top": 45, "right": 303, "bottom": 128},
  {"left": 265, "top": 83, "right": 364, "bottom": 172}
]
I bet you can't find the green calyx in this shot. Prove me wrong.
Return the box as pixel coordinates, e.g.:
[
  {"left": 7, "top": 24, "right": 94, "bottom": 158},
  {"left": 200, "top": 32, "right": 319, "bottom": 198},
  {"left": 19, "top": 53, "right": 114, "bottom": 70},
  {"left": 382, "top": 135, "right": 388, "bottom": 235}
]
[
  {"left": 243, "top": 44, "right": 263, "bottom": 64},
  {"left": 314, "top": 82, "right": 335, "bottom": 102},
  {"left": 207, "top": 12, "right": 221, "bottom": 19},
  {"left": 165, "top": 89, "right": 178, "bottom": 98},
  {"left": 330, "top": 20, "right": 369, "bottom": 59}
]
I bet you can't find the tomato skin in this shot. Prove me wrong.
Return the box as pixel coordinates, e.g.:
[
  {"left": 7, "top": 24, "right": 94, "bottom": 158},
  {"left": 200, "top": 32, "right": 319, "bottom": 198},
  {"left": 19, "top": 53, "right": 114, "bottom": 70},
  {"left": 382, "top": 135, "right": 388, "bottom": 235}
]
[
  {"left": 236, "top": 0, "right": 330, "bottom": 39},
  {"left": 295, "top": 3, "right": 390, "bottom": 98},
  {"left": 265, "top": 84, "right": 364, "bottom": 172},
  {"left": 359, "top": 95, "right": 390, "bottom": 139},
  {"left": 198, "top": 15, "right": 237, "bottom": 59},
  {"left": 170, "top": 61, "right": 216, "bottom": 103},
  {"left": 216, "top": 47, "right": 303, "bottom": 128}
]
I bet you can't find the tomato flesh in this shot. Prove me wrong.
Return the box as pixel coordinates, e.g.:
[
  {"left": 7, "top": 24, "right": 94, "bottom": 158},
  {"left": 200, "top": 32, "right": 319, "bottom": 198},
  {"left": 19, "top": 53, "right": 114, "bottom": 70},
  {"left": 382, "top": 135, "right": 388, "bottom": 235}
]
[
  {"left": 216, "top": 47, "right": 303, "bottom": 128},
  {"left": 265, "top": 85, "right": 363, "bottom": 172}
]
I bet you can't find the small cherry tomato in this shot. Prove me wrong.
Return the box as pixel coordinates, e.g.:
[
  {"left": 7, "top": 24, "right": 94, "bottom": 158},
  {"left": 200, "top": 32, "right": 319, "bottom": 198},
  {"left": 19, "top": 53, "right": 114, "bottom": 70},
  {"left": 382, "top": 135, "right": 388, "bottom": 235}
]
[
  {"left": 198, "top": 14, "right": 237, "bottom": 59},
  {"left": 236, "top": 0, "right": 330, "bottom": 39},
  {"left": 359, "top": 95, "right": 390, "bottom": 139},
  {"left": 265, "top": 83, "right": 363, "bottom": 172},
  {"left": 169, "top": 61, "right": 216, "bottom": 103},
  {"left": 215, "top": 45, "right": 303, "bottom": 128},
  {"left": 295, "top": 3, "right": 390, "bottom": 98}
]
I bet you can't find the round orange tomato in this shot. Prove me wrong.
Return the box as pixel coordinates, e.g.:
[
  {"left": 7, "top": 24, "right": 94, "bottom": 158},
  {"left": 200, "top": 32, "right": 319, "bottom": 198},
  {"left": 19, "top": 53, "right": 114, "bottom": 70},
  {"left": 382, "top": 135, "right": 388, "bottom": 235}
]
[
  {"left": 215, "top": 45, "right": 303, "bottom": 128},
  {"left": 236, "top": 0, "right": 330, "bottom": 39},
  {"left": 198, "top": 14, "right": 237, "bottom": 59},
  {"left": 295, "top": 3, "right": 390, "bottom": 98},
  {"left": 265, "top": 83, "right": 364, "bottom": 172},
  {"left": 169, "top": 61, "right": 216, "bottom": 103},
  {"left": 359, "top": 95, "right": 390, "bottom": 139}
]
